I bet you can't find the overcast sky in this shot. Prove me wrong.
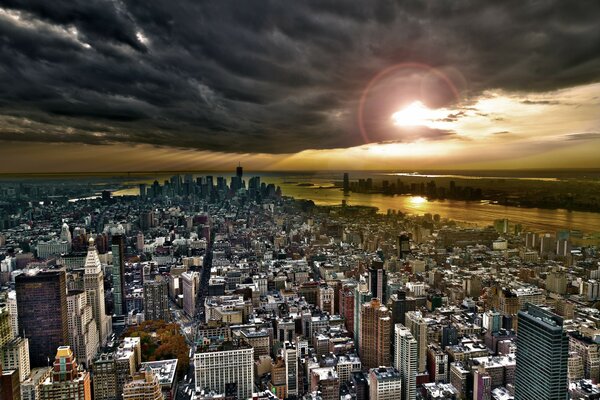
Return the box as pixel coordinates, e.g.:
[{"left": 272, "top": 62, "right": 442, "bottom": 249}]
[{"left": 0, "top": 1, "right": 599, "bottom": 172}]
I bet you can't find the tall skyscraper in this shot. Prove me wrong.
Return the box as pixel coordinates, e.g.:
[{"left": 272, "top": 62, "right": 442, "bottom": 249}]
[
  {"left": 368, "top": 260, "right": 387, "bottom": 302},
  {"left": 111, "top": 235, "right": 126, "bottom": 316},
  {"left": 283, "top": 343, "right": 298, "bottom": 397},
  {"left": 353, "top": 279, "right": 372, "bottom": 345},
  {"left": 16, "top": 270, "right": 69, "bottom": 368},
  {"left": 84, "top": 239, "right": 110, "bottom": 346},
  {"left": 515, "top": 304, "right": 568, "bottom": 400},
  {"left": 66, "top": 290, "right": 100, "bottom": 369},
  {"left": 398, "top": 234, "right": 411, "bottom": 259},
  {"left": 359, "top": 298, "right": 391, "bottom": 370},
  {"left": 181, "top": 271, "right": 199, "bottom": 317},
  {"left": 39, "top": 346, "right": 91, "bottom": 400},
  {"left": 394, "top": 324, "right": 417, "bottom": 400},
  {"left": 194, "top": 344, "right": 254, "bottom": 400},
  {"left": 143, "top": 276, "right": 169, "bottom": 321},
  {"left": 405, "top": 311, "right": 428, "bottom": 374},
  {"left": 389, "top": 290, "right": 416, "bottom": 328}
]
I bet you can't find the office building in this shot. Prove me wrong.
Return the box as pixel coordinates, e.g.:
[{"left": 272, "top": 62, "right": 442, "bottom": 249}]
[
  {"left": 515, "top": 304, "right": 568, "bottom": 400},
  {"left": 283, "top": 343, "right": 298, "bottom": 397},
  {"left": 353, "top": 280, "right": 372, "bottom": 345},
  {"left": 20, "top": 367, "right": 52, "bottom": 400},
  {"left": 16, "top": 270, "right": 69, "bottom": 368},
  {"left": 1, "top": 337, "right": 30, "bottom": 383},
  {"left": 359, "top": 298, "right": 391, "bottom": 370},
  {"left": 368, "top": 260, "right": 387, "bottom": 302},
  {"left": 111, "top": 235, "right": 126, "bottom": 316},
  {"left": 194, "top": 343, "right": 254, "bottom": 400},
  {"left": 39, "top": 346, "right": 91, "bottom": 400},
  {"left": 0, "top": 302, "right": 12, "bottom": 347},
  {"left": 84, "top": 239, "right": 111, "bottom": 346},
  {"left": 0, "top": 364, "right": 21, "bottom": 400},
  {"left": 122, "top": 367, "right": 162, "bottom": 400},
  {"left": 310, "top": 367, "right": 339, "bottom": 400},
  {"left": 92, "top": 353, "right": 117, "bottom": 400},
  {"left": 143, "top": 276, "right": 169, "bottom": 321},
  {"left": 181, "top": 271, "right": 199, "bottom": 317},
  {"left": 368, "top": 367, "right": 403, "bottom": 400},
  {"left": 66, "top": 290, "right": 99, "bottom": 369},
  {"left": 394, "top": 324, "right": 417, "bottom": 400},
  {"left": 405, "top": 311, "right": 428, "bottom": 374}
]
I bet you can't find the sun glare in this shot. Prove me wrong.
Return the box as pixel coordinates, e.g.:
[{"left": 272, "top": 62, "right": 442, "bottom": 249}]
[{"left": 391, "top": 101, "right": 454, "bottom": 129}]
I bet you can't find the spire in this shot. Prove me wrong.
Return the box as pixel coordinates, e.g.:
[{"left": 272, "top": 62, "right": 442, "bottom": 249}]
[{"left": 85, "top": 238, "right": 102, "bottom": 274}]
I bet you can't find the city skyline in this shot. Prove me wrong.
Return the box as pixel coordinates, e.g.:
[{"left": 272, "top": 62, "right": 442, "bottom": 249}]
[{"left": 0, "top": 2, "right": 599, "bottom": 172}]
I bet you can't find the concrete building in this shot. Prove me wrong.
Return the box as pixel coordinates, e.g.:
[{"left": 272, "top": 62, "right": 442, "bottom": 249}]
[
  {"left": 83, "top": 239, "right": 111, "bottom": 346},
  {"left": 143, "top": 276, "right": 170, "bottom": 321},
  {"left": 405, "top": 311, "right": 428, "bottom": 374},
  {"left": 515, "top": 304, "right": 568, "bottom": 400},
  {"left": 20, "top": 367, "right": 52, "bottom": 400},
  {"left": 181, "top": 271, "right": 200, "bottom": 317},
  {"left": 394, "top": 324, "right": 417, "bottom": 400},
  {"left": 66, "top": 290, "right": 100, "bottom": 369},
  {"left": 39, "top": 346, "right": 91, "bottom": 400},
  {"left": 122, "top": 367, "right": 162, "bottom": 400},
  {"left": 194, "top": 343, "right": 254, "bottom": 400},
  {"left": 359, "top": 298, "right": 391, "bottom": 370},
  {"left": 92, "top": 353, "right": 117, "bottom": 400},
  {"left": 16, "top": 270, "right": 69, "bottom": 368},
  {"left": 368, "top": 367, "right": 402, "bottom": 400},
  {"left": 1, "top": 337, "right": 30, "bottom": 383}
]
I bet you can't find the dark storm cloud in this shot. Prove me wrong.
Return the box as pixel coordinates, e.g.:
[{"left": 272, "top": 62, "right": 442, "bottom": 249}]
[{"left": 0, "top": 0, "right": 599, "bottom": 153}]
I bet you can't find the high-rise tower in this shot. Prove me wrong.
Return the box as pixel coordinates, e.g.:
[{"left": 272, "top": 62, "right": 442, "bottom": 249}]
[
  {"left": 515, "top": 304, "right": 568, "bottom": 400},
  {"left": 359, "top": 298, "right": 391, "bottom": 370},
  {"left": 84, "top": 238, "right": 110, "bottom": 346},
  {"left": 16, "top": 270, "right": 69, "bottom": 368},
  {"left": 395, "top": 324, "right": 417, "bottom": 400},
  {"left": 111, "top": 235, "right": 126, "bottom": 316}
]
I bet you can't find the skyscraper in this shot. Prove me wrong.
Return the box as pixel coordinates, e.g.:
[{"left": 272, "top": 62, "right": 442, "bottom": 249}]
[
  {"left": 111, "top": 235, "right": 126, "bottom": 316},
  {"left": 359, "top": 298, "right": 391, "bottom": 370},
  {"left": 39, "top": 346, "right": 91, "bottom": 400},
  {"left": 514, "top": 304, "right": 568, "bottom": 400},
  {"left": 368, "top": 260, "right": 387, "bottom": 303},
  {"left": 405, "top": 311, "right": 428, "bottom": 374},
  {"left": 143, "top": 276, "right": 169, "bottom": 321},
  {"left": 16, "top": 270, "right": 69, "bottom": 368},
  {"left": 66, "top": 290, "right": 99, "bottom": 369},
  {"left": 283, "top": 342, "right": 298, "bottom": 397},
  {"left": 84, "top": 239, "right": 111, "bottom": 346},
  {"left": 394, "top": 324, "right": 417, "bottom": 400}
]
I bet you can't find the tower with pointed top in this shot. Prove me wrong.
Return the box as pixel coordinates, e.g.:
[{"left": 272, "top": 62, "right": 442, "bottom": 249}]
[{"left": 84, "top": 238, "right": 111, "bottom": 346}]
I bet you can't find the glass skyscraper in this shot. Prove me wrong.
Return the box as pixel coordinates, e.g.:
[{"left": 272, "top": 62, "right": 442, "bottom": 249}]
[{"left": 515, "top": 303, "right": 568, "bottom": 400}]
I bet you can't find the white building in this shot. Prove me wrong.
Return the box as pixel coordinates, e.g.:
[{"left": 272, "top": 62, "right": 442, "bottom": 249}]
[
  {"left": 368, "top": 367, "right": 403, "bottom": 400},
  {"left": 395, "top": 324, "right": 417, "bottom": 400},
  {"left": 194, "top": 345, "right": 254, "bottom": 400}
]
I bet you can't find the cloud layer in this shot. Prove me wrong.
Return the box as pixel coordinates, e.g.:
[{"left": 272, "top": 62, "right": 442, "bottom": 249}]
[{"left": 0, "top": 0, "right": 599, "bottom": 153}]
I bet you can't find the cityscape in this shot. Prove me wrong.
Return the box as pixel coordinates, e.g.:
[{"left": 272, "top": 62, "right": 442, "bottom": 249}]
[{"left": 1, "top": 2, "right": 600, "bottom": 400}]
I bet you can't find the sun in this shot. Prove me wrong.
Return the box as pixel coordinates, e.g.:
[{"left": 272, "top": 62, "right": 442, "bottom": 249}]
[{"left": 391, "top": 101, "right": 437, "bottom": 127}]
